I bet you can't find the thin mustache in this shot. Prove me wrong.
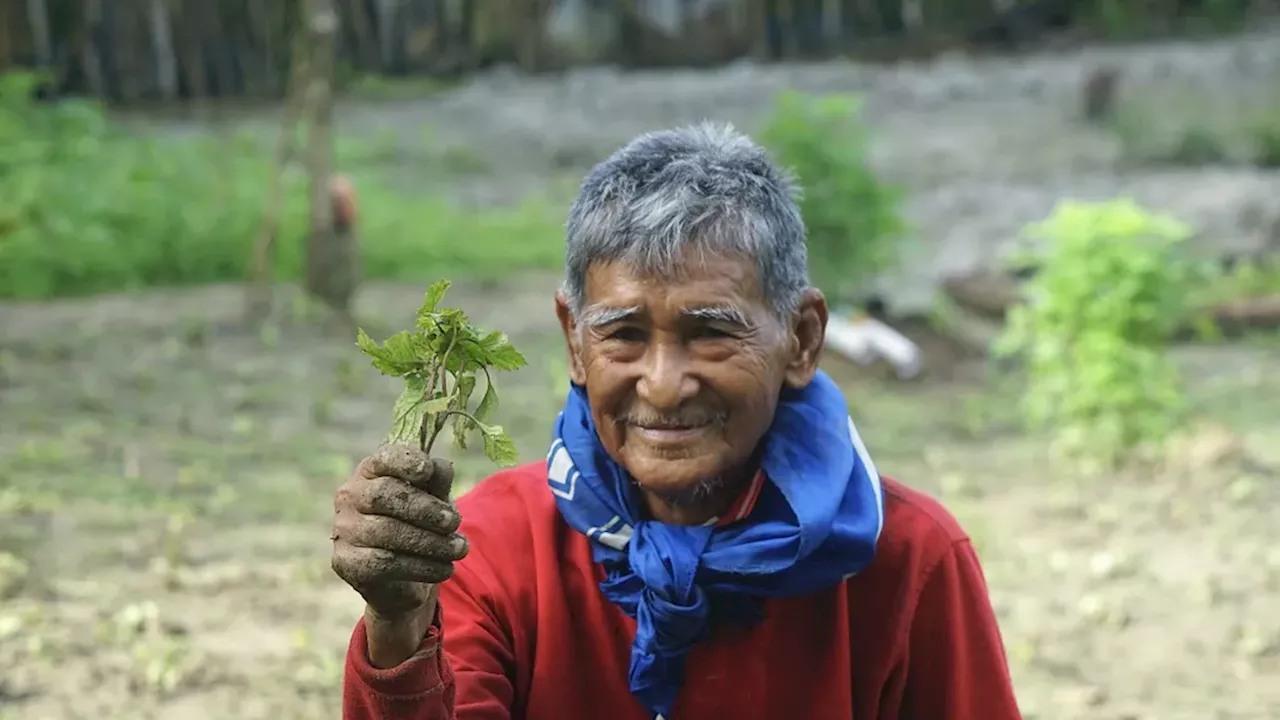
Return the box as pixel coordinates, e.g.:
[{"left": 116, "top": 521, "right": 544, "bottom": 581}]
[{"left": 618, "top": 411, "right": 726, "bottom": 429}]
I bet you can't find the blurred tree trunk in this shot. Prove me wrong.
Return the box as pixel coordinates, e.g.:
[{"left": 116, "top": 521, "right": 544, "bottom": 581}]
[
  {"left": 515, "top": 0, "right": 552, "bottom": 72},
  {"left": 301, "top": 0, "right": 359, "bottom": 325},
  {"left": 112, "top": 0, "right": 143, "bottom": 103},
  {"left": 245, "top": 0, "right": 281, "bottom": 97},
  {"left": 343, "top": 0, "right": 375, "bottom": 74},
  {"left": 80, "top": 0, "right": 106, "bottom": 100},
  {"left": 744, "top": 0, "right": 769, "bottom": 58},
  {"left": 148, "top": 0, "right": 177, "bottom": 101},
  {"left": 0, "top": 7, "right": 10, "bottom": 73},
  {"left": 375, "top": 0, "right": 397, "bottom": 71},
  {"left": 26, "top": 0, "right": 51, "bottom": 68},
  {"left": 245, "top": 8, "right": 307, "bottom": 324}
]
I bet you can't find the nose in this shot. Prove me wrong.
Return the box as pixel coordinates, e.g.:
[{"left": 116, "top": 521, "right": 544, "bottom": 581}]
[{"left": 636, "top": 341, "right": 698, "bottom": 410}]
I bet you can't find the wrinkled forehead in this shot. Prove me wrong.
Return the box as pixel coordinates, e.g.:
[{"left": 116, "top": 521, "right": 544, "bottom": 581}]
[{"left": 579, "top": 250, "right": 767, "bottom": 315}]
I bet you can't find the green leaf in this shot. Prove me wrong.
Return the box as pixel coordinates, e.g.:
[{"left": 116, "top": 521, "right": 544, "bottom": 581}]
[
  {"left": 420, "top": 395, "right": 453, "bottom": 414},
  {"left": 419, "top": 280, "right": 451, "bottom": 315},
  {"left": 441, "top": 331, "right": 483, "bottom": 375},
  {"left": 478, "top": 331, "right": 528, "bottom": 371},
  {"left": 451, "top": 373, "right": 478, "bottom": 449},
  {"left": 474, "top": 376, "right": 499, "bottom": 423},
  {"left": 452, "top": 372, "right": 477, "bottom": 409},
  {"left": 389, "top": 377, "right": 429, "bottom": 444},
  {"left": 356, "top": 327, "right": 380, "bottom": 356},
  {"left": 368, "top": 277, "right": 525, "bottom": 463},
  {"left": 357, "top": 328, "right": 424, "bottom": 376},
  {"left": 389, "top": 380, "right": 456, "bottom": 445},
  {"left": 478, "top": 422, "right": 519, "bottom": 468}
]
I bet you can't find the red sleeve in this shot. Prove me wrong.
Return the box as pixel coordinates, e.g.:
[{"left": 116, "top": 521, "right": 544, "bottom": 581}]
[
  {"left": 900, "top": 540, "right": 1023, "bottom": 719},
  {"left": 342, "top": 561, "right": 516, "bottom": 719},
  {"left": 343, "top": 614, "right": 456, "bottom": 720}
]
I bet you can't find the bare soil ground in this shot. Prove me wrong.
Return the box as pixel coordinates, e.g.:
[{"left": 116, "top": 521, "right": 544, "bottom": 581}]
[
  {"left": 5, "top": 29, "right": 1280, "bottom": 720},
  {"left": 2, "top": 279, "right": 1278, "bottom": 720}
]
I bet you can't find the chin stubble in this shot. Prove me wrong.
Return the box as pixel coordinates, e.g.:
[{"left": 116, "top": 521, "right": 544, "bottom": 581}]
[
  {"left": 643, "top": 472, "right": 728, "bottom": 509},
  {"left": 608, "top": 408, "right": 733, "bottom": 508}
]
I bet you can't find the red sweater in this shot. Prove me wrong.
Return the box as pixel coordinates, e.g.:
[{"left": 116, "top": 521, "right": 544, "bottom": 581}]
[{"left": 342, "top": 462, "right": 1022, "bottom": 719}]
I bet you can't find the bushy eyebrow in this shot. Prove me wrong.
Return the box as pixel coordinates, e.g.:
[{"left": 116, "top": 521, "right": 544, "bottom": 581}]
[
  {"left": 683, "top": 304, "right": 751, "bottom": 327},
  {"left": 579, "top": 305, "right": 642, "bottom": 329},
  {"left": 578, "top": 303, "right": 753, "bottom": 330}
]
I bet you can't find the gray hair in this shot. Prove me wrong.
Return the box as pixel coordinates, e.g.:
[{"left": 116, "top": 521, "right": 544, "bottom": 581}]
[{"left": 562, "top": 122, "right": 809, "bottom": 320}]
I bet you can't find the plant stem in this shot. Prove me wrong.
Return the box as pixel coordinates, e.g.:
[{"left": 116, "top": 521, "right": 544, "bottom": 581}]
[
  {"left": 423, "top": 409, "right": 483, "bottom": 456},
  {"left": 426, "top": 334, "right": 461, "bottom": 449}
]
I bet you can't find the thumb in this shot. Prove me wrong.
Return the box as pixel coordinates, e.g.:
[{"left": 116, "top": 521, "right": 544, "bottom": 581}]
[
  {"left": 422, "top": 457, "right": 454, "bottom": 501},
  {"left": 368, "top": 444, "right": 455, "bottom": 501}
]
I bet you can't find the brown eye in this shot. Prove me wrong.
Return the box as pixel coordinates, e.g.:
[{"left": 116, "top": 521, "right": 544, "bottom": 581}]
[
  {"left": 607, "top": 327, "right": 646, "bottom": 343},
  {"left": 690, "top": 326, "right": 733, "bottom": 340}
]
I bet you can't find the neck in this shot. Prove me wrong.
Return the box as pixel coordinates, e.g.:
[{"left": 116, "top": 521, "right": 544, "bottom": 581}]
[{"left": 640, "top": 465, "right": 753, "bottom": 526}]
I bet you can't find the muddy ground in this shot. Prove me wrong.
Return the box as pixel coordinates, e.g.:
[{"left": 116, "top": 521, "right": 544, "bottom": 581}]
[{"left": 4, "top": 29, "right": 1280, "bottom": 720}]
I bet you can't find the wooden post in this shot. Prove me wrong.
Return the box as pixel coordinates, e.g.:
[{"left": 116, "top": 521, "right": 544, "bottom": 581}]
[
  {"left": 245, "top": 19, "right": 309, "bottom": 323},
  {"left": 148, "top": 0, "right": 177, "bottom": 101},
  {"left": 246, "top": 0, "right": 357, "bottom": 327},
  {"left": 303, "top": 0, "right": 337, "bottom": 274},
  {"left": 81, "top": 0, "right": 106, "bottom": 101},
  {"left": 301, "top": 0, "right": 359, "bottom": 325},
  {"left": 26, "top": 0, "right": 51, "bottom": 68}
]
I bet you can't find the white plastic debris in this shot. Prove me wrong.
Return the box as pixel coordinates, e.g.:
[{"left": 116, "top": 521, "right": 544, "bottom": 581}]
[{"left": 825, "top": 314, "right": 924, "bottom": 380}]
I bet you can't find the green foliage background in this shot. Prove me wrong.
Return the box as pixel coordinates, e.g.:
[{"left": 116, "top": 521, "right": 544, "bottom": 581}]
[
  {"left": 1, "top": 75, "right": 910, "bottom": 314},
  {"left": 0, "top": 71, "right": 566, "bottom": 301},
  {"left": 762, "top": 91, "right": 906, "bottom": 306}
]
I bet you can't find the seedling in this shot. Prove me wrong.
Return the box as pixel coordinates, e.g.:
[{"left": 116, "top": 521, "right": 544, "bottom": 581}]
[{"left": 356, "top": 280, "right": 527, "bottom": 466}]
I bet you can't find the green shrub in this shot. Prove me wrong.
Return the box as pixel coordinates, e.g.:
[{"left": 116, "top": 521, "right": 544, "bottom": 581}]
[
  {"left": 761, "top": 91, "right": 906, "bottom": 307},
  {"left": 1167, "top": 126, "right": 1230, "bottom": 166},
  {"left": 1085, "top": 0, "right": 1248, "bottom": 37},
  {"left": 995, "top": 198, "right": 1195, "bottom": 467},
  {"left": 0, "top": 71, "right": 565, "bottom": 301},
  {"left": 1111, "top": 116, "right": 1232, "bottom": 167},
  {"left": 1211, "top": 259, "right": 1280, "bottom": 300},
  {"left": 1248, "top": 121, "right": 1280, "bottom": 168}
]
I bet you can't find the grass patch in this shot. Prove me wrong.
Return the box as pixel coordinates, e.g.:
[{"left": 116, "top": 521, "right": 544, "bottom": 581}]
[{"left": 0, "top": 72, "right": 567, "bottom": 302}]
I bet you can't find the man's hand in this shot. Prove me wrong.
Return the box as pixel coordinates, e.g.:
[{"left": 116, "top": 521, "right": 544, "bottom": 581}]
[{"left": 331, "top": 444, "right": 469, "bottom": 667}]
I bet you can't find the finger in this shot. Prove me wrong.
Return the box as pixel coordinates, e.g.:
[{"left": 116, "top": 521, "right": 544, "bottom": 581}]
[
  {"left": 365, "top": 444, "right": 431, "bottom": 485},
  {"left": 366, "top": 445, "right": 454, "bottom": 500},
  {"left": 343, "top": 514, "right": 469, "bottom": 562},
  {"left": 354, "top": 476, "right": 462, "bottom": 534},
  {"left": 334, "top": 545, "right": 455, "bottom": 586}
]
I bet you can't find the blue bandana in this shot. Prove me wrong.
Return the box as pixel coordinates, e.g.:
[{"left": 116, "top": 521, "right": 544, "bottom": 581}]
[{"left": 546, "top": 369, "right": 885, "bottom": 718}]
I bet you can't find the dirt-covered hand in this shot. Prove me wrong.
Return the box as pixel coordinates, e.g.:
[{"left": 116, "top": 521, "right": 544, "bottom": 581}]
[{"left": 330, "top": 444, "right": 469, "bottom": 619}]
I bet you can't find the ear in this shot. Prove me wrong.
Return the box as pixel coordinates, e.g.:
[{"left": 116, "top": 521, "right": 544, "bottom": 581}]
[
  {"left": 554, "top": 290, "right": 587, "bottom": 386},
  {"left": 782, "top": 288, "right": 828, "bottom": 389}
]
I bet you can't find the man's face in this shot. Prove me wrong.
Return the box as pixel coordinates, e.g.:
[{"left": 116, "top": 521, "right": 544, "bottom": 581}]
[{"left": 556, "top": 253, "right": 827, "bottom": 507}]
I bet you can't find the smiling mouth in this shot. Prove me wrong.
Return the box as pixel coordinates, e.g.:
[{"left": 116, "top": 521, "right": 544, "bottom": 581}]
[{"left": 629, "top": 423, "right": 710, "bottom": 444}]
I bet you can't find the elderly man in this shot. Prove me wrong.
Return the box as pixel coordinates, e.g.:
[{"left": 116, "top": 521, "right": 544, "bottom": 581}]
[{"left": 332, "top": 123, "right": 1022, "bottom": 719}]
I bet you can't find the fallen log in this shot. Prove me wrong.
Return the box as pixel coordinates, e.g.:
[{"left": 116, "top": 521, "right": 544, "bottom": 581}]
[
  {"left": 940, "top": 270, "right": 1280, "bottom": 338},
  {"left": 1209, "top": 295, "right": 1280, "bottom": 335},
  {"left": 939, "top": 270, "right": 1021, "bottom": 322}
]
